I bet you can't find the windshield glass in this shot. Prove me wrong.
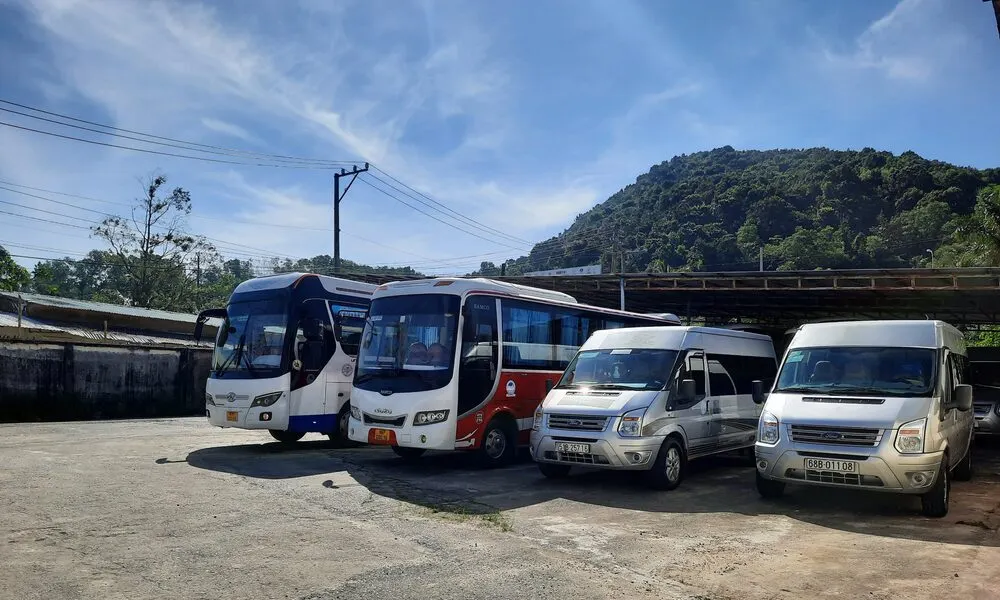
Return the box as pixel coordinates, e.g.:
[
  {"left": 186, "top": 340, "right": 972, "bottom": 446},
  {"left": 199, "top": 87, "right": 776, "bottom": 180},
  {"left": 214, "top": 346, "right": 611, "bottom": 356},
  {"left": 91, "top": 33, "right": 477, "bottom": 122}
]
[
  {"left": 355, "top": 294, "right": 460, "bottom": 394},
  {"left": 557, "top": 348, "right": 679, "bottom": 391},
  {"left": 775, "top": 346, "right": 937, "bottom": 397},
  {"left": 334, "top": 308, "right": 367, "bottom": 356},
  {"left": 213, "top": 298, "right": 288, "bottom": 376}
]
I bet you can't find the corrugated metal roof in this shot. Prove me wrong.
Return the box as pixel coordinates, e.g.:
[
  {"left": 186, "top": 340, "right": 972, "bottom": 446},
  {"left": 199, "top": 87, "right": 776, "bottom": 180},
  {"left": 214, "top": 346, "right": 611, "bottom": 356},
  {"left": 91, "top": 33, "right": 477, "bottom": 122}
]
[
  {"left": 0, "top": 291, "right": 219, "bottom": 324},
  {"left": 0, "top": 312, "right": 213, "bottom": 348}
]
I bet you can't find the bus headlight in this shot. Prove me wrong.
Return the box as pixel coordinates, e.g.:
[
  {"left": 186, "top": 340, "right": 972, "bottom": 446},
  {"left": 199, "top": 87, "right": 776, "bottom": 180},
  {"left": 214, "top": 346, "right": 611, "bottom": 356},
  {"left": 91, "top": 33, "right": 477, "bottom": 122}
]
[
  {"left": 414, "top": 410, "right": 449, "bottom": 426},
  {"left": 206, "top": 393, "right": 216, "bottom": 406},
  {"left": 350, "top": 404, "right": 361, "bottom": 421},
  {"left": 759, "top": 411, "right": 779, "bottom": 444},
  {"left": 250, "top": 392, "right": 282, "bottom": 408},
  {"left": 895, "top": 418, "right": 926, "bottom": 454},
  {"left": 618, "top": 408, "right": 645, "bottom": 437}
]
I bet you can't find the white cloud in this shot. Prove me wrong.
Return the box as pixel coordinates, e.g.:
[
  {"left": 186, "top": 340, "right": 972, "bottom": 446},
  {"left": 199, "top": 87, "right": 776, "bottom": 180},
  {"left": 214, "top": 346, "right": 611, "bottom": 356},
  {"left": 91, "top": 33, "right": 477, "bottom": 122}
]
[
  {"left": 200, "top": 118, "right": 259, "bottom": 145},
  {"left": 821, "top": 0, "right": 969, "bottom": 84}
]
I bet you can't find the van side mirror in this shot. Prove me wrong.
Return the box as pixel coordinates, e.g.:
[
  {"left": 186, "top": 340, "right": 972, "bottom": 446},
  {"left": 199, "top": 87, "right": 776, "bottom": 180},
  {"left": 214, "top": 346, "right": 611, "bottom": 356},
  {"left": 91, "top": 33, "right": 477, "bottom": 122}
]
[
  {"left": 752, "top": 380, "right": 767, "bottom": 405},
  {"left": 678, "top": 379, "right": 696, "bottom": 402},
  {"left": 954, "top": 384, "right": 973, "bottom": 412}
]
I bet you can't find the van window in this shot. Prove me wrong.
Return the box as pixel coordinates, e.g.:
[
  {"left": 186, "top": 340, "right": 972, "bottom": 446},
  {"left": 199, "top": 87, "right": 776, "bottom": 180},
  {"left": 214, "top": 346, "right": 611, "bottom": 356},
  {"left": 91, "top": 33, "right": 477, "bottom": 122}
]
[
  {"left": 672, "top": 352, "right": 706, "bottom": 408},
  {"left": 709, "top": 354, "right": 777, "bottom": 395},
  {"left": 707, "top": 357, "right": 736, "bottom": 396},
  {"left": 775, "top": 346, "right": 936, "bottom": 397}
]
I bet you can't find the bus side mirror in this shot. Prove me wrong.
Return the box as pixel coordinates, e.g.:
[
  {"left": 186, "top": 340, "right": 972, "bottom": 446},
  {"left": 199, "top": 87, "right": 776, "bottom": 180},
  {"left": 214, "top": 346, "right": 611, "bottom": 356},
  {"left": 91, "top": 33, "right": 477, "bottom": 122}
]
[
  {"left": 752, "top": 380, "right": 767, "bottom": 405},
  {"left": 954, "top": 384, "right": 973, "bottom": 412},
  {"left": 678, "top": 379, "right": 696, "bottom": 402}
]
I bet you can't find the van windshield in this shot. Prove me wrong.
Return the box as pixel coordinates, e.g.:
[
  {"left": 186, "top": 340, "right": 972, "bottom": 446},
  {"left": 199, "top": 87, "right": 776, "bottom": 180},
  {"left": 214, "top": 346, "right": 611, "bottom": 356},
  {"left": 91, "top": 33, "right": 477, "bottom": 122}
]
[
  {"left": 557, "top": 348, "right": 678, "bottom": 391},
  {"left": 774, "top": 347, "right": 937, "bottom": 397}
]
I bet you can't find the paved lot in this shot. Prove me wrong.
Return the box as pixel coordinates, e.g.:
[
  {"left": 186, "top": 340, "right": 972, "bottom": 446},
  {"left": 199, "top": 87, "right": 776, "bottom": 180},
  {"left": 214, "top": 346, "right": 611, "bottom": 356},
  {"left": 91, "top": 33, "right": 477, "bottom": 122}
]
[{"left": 1, "top": 418, "right": 999, "bottom": 600}]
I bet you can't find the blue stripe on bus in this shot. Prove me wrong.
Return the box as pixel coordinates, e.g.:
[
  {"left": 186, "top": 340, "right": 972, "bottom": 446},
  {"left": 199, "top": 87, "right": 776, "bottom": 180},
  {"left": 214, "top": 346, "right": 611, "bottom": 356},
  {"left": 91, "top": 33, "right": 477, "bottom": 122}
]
[{"left": 287, "top": 414, "right": 338, "bottom": 433}]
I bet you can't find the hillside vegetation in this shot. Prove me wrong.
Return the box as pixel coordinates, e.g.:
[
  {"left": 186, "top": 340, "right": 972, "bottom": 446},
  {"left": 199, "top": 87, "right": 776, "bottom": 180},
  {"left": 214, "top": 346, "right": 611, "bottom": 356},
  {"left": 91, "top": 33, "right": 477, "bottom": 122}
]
[{"left": 476, "top": 147, "right": 1000, "bottom": 275}]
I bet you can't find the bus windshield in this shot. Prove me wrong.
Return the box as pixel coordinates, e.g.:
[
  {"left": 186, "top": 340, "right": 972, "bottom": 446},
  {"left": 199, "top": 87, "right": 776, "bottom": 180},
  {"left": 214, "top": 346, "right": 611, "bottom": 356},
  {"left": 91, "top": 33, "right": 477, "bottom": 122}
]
[
  {"left": 355, "top": 294, "right": 460, "bottom": 394},
  {"left": 214, "top": 298, "right": 288, "bottom": 376},
  {"left": 774, "top": 346, "right": 937, "bottom": 397},
  {"left": 557, "top": 348, "right": 679, "bottom": 391}
]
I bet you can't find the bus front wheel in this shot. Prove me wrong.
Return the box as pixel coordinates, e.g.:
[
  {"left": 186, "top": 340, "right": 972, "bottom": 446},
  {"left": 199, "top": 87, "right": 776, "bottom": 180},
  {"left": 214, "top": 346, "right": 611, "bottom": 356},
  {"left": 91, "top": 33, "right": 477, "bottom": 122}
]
[
  {"left": 327, "top": 404, "right": 356, "bottom": 448},
  {"left": 269, "top": 430, "right": 305, "bottom": 444},
  {"left": 479, "top": 418, "right": 517, "bottom": 468}
]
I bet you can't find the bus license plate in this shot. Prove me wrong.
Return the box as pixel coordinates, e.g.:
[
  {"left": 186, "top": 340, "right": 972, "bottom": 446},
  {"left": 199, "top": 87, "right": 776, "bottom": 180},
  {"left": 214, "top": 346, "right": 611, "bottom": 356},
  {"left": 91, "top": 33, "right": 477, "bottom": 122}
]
[
  {"left": 369, "top": 428, "right": 395, "bottom": 445},
  {"left": 805, "top": 458, "right": 857, "bottom": 473},
  {"left": 226, "top": 411, "right": 238, "bottom": 422},
  {"left": 556, "top": 442, "right": 590, "bottom": 454}
]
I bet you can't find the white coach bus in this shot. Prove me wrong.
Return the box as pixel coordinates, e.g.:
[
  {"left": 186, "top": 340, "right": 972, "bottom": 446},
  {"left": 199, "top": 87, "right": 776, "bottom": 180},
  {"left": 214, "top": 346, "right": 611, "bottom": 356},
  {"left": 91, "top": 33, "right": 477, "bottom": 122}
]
[
  {"left": 197, "top": 272, "right": 376, "bottom": 444},
  {"left": 348, "top": 277, "right": 679, "bottom": 466}
]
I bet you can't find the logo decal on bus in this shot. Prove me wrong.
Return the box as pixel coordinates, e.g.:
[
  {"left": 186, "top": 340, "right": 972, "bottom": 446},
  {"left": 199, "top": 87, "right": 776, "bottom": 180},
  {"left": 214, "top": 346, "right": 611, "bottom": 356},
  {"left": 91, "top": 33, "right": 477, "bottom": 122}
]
[
  {"left": 374, "top": 407, "right": 392, "bottom": 414},
  {"left": 506, "top": 380, "right": 516, "bottom": 398},
  {"left": 476, "top": 412, "right": 483, "bottom": 424},
  {"left": 226, "top": 392, "right": 236, "bottom": 403},
  {"left": 342, "top": 364, "right": 353, "bottom": 377}
]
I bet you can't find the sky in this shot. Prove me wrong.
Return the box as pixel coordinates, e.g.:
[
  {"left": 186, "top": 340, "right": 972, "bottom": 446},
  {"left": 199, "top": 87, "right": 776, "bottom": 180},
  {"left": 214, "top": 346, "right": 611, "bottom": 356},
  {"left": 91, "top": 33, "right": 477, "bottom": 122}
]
[{"left": 1, "top": 0, "right": 999, "bottom": 276}]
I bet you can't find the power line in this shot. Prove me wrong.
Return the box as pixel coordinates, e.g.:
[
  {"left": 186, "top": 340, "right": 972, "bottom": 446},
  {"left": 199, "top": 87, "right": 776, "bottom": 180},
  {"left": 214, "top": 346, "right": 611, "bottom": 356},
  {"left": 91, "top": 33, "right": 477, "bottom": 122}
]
[{"left": 0, "top": 99, "right": 353, "bottom": 167}]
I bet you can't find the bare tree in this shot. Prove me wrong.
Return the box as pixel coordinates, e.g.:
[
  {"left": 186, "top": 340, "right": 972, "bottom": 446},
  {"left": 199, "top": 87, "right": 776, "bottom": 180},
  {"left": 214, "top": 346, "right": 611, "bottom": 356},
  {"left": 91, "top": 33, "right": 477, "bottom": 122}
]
[{"left": 93, "top": 173, "right": 214, "bottom": 309}]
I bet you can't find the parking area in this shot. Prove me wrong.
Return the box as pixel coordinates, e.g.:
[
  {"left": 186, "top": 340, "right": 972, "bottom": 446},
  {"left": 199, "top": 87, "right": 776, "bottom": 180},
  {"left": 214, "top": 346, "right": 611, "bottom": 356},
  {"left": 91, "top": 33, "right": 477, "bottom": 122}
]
[{"left": 1, "top": 418, "right": 999, "bottom": 600}]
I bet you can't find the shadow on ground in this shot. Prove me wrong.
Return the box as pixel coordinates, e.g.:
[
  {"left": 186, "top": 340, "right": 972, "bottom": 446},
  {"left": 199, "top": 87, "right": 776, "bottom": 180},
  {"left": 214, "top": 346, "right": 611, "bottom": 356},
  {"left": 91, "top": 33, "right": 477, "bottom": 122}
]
[{"left": 184, "top": 436, "right": 1000, "bottom": 547}]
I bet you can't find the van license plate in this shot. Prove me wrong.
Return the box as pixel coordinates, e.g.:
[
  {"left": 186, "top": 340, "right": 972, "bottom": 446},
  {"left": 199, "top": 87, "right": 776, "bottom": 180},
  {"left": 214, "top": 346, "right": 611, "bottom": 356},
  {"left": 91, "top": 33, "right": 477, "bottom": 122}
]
[
  {"left": 805, "top": 458, "right": 857, "bottom": 472},
  {"left": 226, "top": 411, "right": 238, "bottom": 422},
  {"left": 556, "top": 442, "right": 590, "bottom": 454}
]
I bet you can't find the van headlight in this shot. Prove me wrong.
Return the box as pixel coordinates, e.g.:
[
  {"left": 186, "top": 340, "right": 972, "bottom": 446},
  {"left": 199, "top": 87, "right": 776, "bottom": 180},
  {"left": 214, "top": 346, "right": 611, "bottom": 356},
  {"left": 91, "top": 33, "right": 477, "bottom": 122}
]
[
  {"left": 414, "top": 410, "right": 449, "bottom": 426},
  {"left": 618, "top": 408, "right": 646, "bottom": 437},
  {"left": 533, "top": 406, "right": 543, "bottom": 431},
  {"left": 759, "top": 410, "right": 779, "bottom": 444},
  {"left": 350, "top": 403, "right": 361, "bottom": 420},
  {"left": 250, "top": 392, "right": 282, "bottom": 408},
  {"left": 895, "top": 418, "right": 926, "bottom": 454}
]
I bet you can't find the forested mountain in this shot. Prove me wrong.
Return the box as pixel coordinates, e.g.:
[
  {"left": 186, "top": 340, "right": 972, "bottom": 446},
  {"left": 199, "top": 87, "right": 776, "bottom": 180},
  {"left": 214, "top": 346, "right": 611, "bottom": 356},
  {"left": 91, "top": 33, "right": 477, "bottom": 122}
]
[{"left": 475, "top": 147, "right": 1000, "bottom": 275}]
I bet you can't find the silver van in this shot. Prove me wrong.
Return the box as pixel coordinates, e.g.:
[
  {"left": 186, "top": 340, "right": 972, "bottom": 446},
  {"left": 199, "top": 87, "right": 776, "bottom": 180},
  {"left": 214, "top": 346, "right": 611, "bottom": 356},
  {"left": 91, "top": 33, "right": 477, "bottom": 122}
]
[
  {"left": 754, "top": 320, "right": 974, "bottom": 518},
  {"left": 530, "top": 326, "right": 777, "bottom": 489}
]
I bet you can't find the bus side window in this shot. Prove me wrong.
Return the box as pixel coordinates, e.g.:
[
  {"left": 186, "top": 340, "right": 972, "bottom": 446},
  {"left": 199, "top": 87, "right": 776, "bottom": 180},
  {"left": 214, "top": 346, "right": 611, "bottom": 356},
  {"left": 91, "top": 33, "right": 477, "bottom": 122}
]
[{"left": 297, "top": 299, "right": 335, "bottom": 372}]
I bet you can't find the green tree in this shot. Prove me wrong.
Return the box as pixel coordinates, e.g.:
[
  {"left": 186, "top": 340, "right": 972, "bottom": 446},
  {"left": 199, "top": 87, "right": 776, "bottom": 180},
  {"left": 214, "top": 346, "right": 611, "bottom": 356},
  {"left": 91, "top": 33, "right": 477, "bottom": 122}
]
[
  {"left": 958, "top": 184, "right": 1000, "bottom": 265},
  {"left": 0, "top": 245, "right": 30, "bottom": 291},
  {"left": 93, "top": 174, "right": 214, "bottom": 310}
]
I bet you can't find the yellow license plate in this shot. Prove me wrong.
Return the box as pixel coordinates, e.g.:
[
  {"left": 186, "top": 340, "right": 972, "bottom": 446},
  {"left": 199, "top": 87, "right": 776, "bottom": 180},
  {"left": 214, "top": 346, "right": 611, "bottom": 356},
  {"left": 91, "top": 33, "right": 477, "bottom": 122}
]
[
  {"left": 226, "top": 411, "right": 239, "bottom": 422},
  {"left": 369, "top": 428, "right": 394, "bottom": 444}
]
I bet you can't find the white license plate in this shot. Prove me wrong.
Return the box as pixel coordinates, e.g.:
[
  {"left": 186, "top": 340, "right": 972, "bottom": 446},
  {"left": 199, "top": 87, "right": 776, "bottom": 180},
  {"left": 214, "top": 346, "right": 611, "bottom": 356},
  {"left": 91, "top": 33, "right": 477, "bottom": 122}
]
[
  {"left": 555, "top": 442, "right": 591, "bottom": 454},
  {"left": 805, "top": 458, "right": 857, "bottom": 472}
]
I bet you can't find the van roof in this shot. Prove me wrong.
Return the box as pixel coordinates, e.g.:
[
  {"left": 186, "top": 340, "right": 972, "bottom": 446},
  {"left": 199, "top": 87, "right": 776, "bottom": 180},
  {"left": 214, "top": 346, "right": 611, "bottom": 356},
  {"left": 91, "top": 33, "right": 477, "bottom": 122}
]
[
  {"left": 581, "top": 325, "right": 774, "bottom": 354},
  {"left": 790, "top": 320, "right": 965, "bottom": 352}
]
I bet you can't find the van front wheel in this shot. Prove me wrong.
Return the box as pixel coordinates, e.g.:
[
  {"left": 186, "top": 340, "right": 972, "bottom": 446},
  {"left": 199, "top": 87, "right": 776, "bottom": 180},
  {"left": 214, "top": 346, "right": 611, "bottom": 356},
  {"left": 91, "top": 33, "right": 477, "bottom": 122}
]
[
  {"left": 644, "top": 438, "right": 685, "bottom": 490},
  {"left": 920, "top": 458, "right": 950, "bottom": 518}
]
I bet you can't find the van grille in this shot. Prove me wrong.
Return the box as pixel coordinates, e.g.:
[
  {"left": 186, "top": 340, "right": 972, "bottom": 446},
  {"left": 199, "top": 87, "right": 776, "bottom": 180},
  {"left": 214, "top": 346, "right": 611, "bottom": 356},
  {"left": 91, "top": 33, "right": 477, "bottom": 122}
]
[
  {"left": 543, "top": 451, "right": 610, "bottom": 465},
  {"left": 790, "top": 424, "right": 882, "bottom": 447},
  {"left": 547, "top": 414, "right": 608, "bottom": 431},
  {"left": 363, "top": 413, "right": 406, "bottom": 427}
]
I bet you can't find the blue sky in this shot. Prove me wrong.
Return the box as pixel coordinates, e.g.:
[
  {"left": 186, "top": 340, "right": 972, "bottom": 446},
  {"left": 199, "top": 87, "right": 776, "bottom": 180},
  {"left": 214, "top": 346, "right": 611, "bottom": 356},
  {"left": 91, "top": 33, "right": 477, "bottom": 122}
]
[{"left": 1, "top": 0, "right": 999, "bottom": 275}]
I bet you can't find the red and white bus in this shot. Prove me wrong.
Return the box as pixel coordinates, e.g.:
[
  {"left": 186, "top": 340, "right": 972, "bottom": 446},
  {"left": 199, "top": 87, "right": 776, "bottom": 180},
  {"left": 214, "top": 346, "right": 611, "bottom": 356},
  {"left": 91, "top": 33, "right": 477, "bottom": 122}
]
[{"left": 348, "top": 277, "right": 679, "bottom": 466}]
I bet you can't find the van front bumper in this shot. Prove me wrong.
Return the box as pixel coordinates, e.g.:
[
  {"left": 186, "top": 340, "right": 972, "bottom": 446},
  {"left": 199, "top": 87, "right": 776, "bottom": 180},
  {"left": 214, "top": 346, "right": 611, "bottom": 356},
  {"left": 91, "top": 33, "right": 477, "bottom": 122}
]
[
  {"left": 974, "top": 409, "right": 1000, "bottom": 436},
  {"left": 530, "top": 429, "right": 663, "bottom": 471},
  {"left": 755, "top": 441, "right": 943, "bottom": 494}
]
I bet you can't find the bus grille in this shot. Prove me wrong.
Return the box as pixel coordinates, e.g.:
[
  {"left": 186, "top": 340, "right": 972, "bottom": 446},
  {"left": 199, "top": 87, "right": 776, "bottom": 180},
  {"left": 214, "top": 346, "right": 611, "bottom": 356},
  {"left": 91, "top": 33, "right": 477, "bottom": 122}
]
[
  {"left": 547, "top": 414, "right": 608, "bottom": 431},
  {"left": 790, "top": 425, "right": 882, "bottom": 447},
  {"left": 363, "top": 413, "right": 406, "bottom": 427}
]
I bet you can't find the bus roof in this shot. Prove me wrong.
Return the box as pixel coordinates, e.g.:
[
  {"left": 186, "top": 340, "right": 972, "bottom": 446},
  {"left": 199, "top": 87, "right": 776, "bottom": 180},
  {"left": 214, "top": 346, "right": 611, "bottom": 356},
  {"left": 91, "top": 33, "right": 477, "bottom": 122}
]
[
  {"left": 232, "top": 273, "right": 377, "bottom": 297},
  {"left": 789, "top": 320, "right": 965, "bottom": 352},
  {"left": 373, "top": 277, "right": 679, "bottom": 324}
]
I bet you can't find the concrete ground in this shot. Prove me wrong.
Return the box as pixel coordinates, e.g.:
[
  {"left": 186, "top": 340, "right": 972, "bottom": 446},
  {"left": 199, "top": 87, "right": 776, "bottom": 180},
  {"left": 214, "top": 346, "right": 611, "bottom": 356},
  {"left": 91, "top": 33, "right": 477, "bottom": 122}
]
[{"left": 1, "top": 418, "right": 999, "bottom": 600}]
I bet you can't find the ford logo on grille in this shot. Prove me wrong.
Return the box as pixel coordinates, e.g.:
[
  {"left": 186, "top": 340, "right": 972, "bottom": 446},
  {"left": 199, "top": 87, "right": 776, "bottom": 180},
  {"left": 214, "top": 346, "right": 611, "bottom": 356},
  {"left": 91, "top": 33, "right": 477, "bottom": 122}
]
[
  {"left": 226, "top": 392, "right": 236, "bottom": 403},
  {"left": 568, "top": 419, "right": 583, "bottom": 427},
  {"left": 821, "top": 432, "right": 843, "bottom": 440}
]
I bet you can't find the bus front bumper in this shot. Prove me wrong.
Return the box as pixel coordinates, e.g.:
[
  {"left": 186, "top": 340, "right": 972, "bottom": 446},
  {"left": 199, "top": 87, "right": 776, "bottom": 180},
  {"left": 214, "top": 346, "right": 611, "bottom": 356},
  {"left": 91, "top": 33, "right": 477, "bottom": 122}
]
[
  {"left": 348, "top": 415, "right": 456, "bottom": 450},
  {"left": 206, "top": 402, "right": 290, "bottom": 431}
]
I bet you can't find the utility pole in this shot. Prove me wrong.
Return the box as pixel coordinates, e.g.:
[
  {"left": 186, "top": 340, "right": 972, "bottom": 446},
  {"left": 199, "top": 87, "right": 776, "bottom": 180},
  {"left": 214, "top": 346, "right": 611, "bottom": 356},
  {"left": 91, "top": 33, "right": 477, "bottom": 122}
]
[
  {"left": 333, "top": 163, "right": 370, "bottom": 273},
  {"left": 195, "top": 252, "right": 201, "bottom": 309},
  {"left": 759, "top": 247, "right": 764, "bottom": 272}
]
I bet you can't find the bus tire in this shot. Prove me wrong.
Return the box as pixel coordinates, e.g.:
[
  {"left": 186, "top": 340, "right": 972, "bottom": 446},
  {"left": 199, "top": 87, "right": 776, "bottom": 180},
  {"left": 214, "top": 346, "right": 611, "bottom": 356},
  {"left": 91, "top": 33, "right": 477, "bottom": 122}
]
[
  {"left": 644, "top": 437, "right": 685, "bottom": 490},
  {"left": 269, "top": 430, "right": 305, "bottom": 444},
  {"left": 391, "top": 446, "right": 426, "bottom": 461},
  {"left": 479, "top": 417, "right": 517, "bottom": 468},
  {"left": 327, "top": 404, "right": 355, "bottom": 448}
]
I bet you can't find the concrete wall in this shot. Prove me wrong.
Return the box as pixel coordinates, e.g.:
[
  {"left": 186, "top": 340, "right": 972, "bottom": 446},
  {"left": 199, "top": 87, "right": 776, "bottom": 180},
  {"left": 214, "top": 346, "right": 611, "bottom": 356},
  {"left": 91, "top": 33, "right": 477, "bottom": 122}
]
[{"left": 0, "top": 341, "right": 212, "bottom": 422}]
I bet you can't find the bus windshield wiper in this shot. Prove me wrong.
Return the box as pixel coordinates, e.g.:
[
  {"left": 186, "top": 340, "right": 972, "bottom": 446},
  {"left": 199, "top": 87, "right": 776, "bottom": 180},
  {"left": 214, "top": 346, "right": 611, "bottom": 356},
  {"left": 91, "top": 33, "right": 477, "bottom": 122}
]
[
  {"left": 216, "top": 333, "right": 246, "bottom": 373},
  {"left": 774, "top": 386, "right": 826, "bottom": 394}
]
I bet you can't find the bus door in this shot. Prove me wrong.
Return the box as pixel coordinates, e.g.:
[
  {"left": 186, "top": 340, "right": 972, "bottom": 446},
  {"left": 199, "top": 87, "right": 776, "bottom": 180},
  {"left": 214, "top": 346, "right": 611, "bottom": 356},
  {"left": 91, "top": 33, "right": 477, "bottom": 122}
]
[{"left": 290, "top": 299, "right": 336, "bottom": 429}]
